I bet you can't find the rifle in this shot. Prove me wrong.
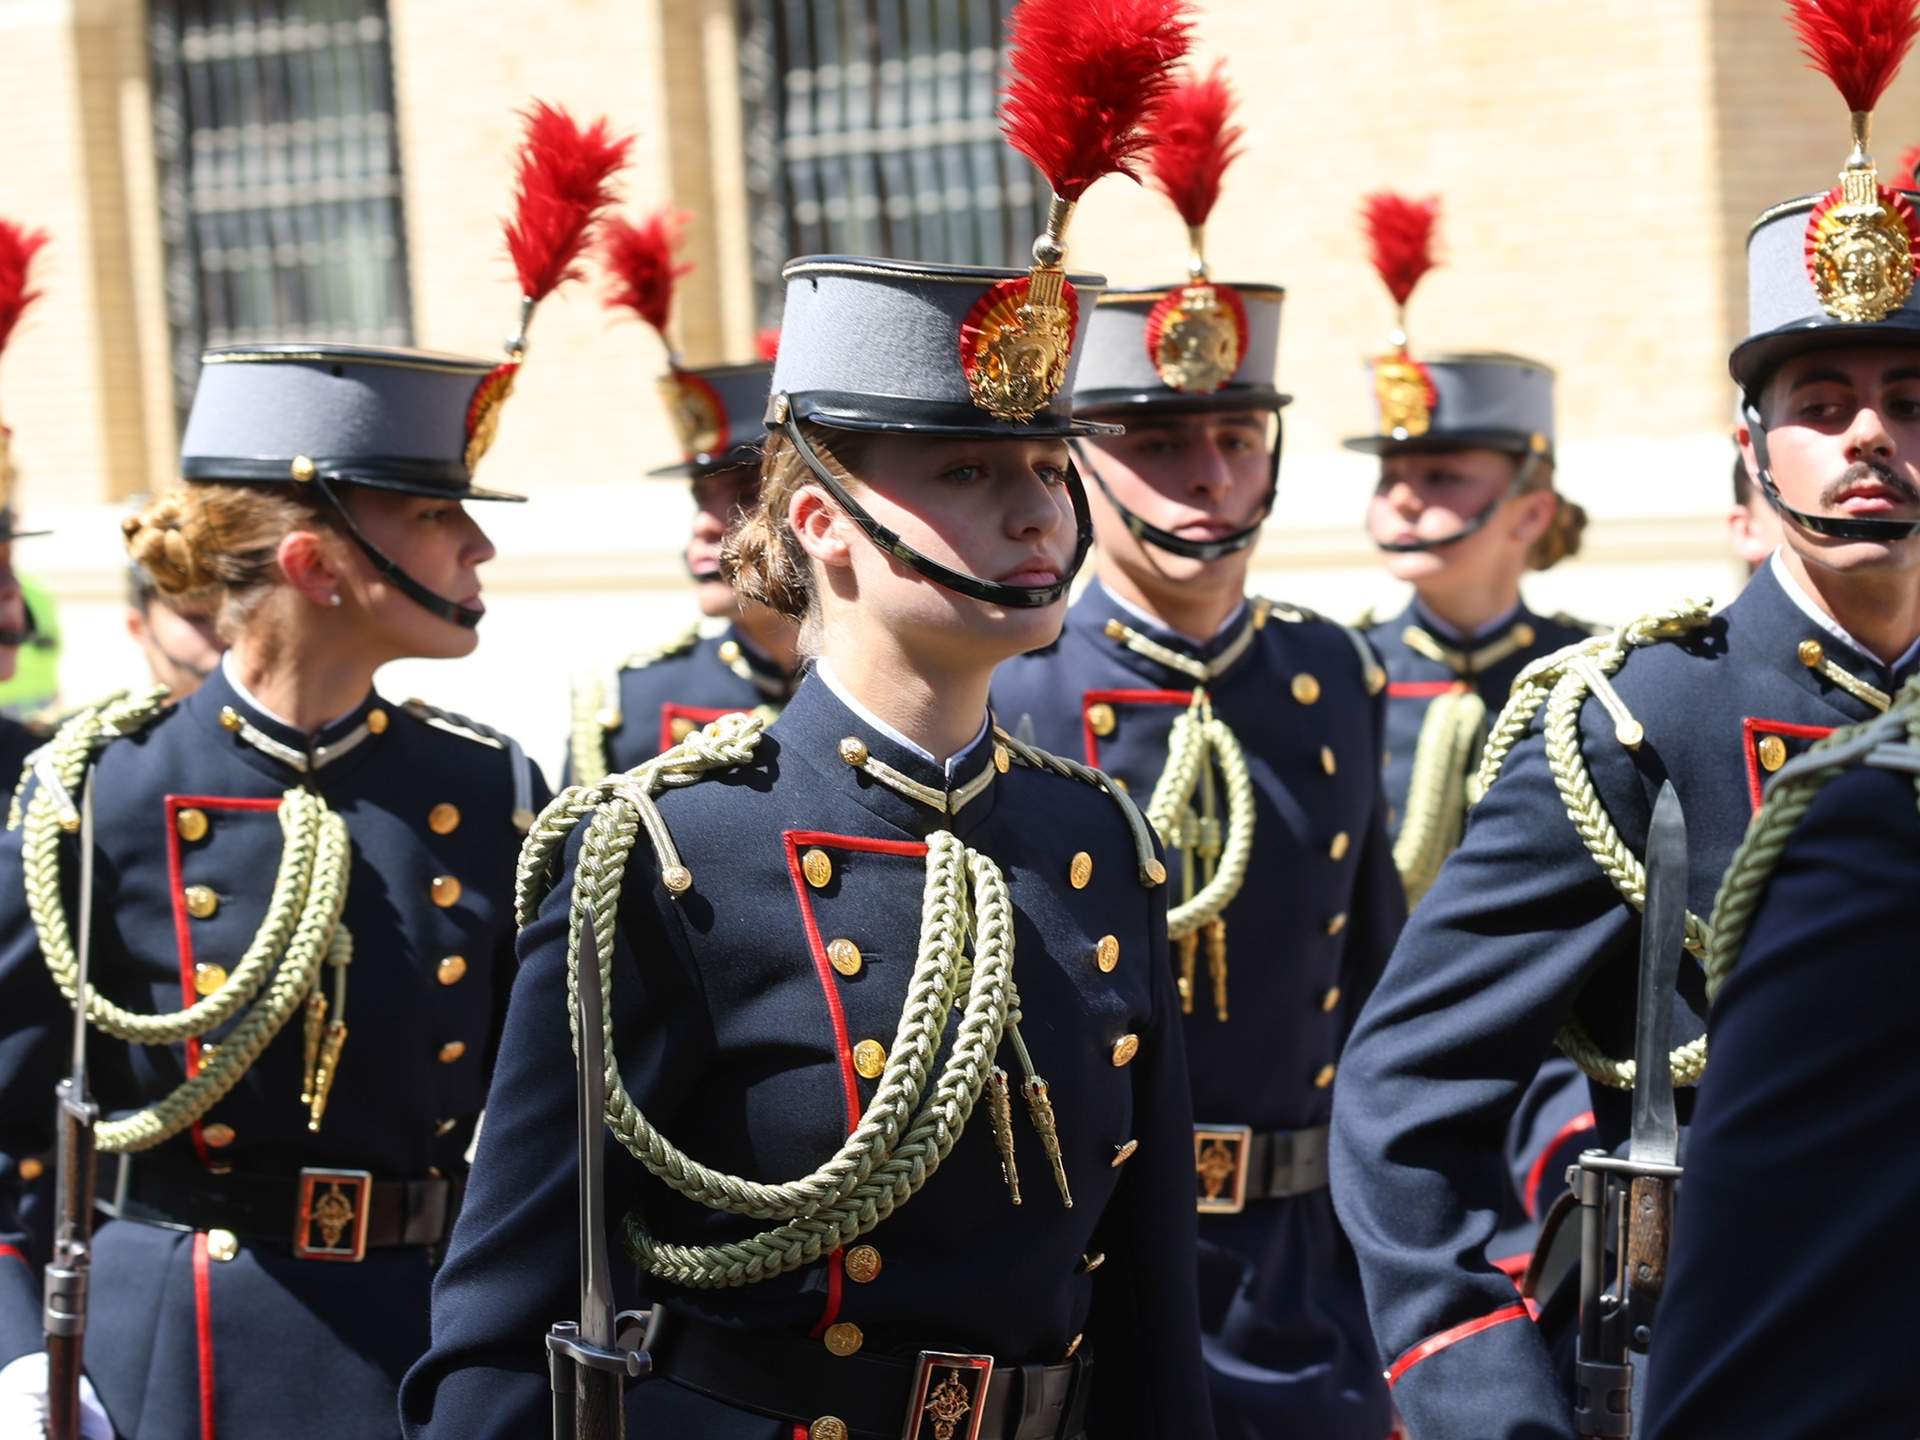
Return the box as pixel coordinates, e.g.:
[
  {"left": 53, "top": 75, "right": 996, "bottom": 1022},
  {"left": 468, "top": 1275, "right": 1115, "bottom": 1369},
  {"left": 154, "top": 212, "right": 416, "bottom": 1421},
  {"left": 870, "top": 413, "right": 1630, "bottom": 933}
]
[
  {"left": 546, "top": 902, "right": 651, "bottom": 1438},
  {"left": 43, "top": 777, "right": 99, "bottom": 1440},
  {"left": 1572, "top": 780, "right": 1686, "bottom": 1439}
]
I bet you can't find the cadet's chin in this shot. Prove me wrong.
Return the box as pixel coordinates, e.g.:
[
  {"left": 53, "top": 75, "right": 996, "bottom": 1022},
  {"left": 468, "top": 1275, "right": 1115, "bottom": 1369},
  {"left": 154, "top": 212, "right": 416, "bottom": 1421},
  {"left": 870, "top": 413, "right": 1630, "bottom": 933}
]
[{"left": 693, "top": 577, "right": 739, "bottom": 619}]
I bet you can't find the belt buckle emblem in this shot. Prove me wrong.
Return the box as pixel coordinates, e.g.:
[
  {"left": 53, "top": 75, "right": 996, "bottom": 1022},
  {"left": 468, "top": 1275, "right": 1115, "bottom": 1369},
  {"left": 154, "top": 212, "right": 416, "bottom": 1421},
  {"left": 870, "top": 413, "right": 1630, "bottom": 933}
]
[
  {"left": 1194, "top": 1123, "right": 1252, "bottom": 1215},
  {"left": 293, "top": 1167, "right": 372, "bottom": 1261},
  {"left": 902, "top": 1350, "right": 992, "bottom": 1440}
]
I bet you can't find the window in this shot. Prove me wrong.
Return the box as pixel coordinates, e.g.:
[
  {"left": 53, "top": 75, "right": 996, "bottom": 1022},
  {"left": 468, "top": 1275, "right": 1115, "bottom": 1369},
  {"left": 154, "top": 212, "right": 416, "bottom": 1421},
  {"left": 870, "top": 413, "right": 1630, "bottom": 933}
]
[
  {"left": 738, "top": 0, "right": 1052, "bottom": 325},
  {"left": 149, "top": 0, "right": 413, "bottom": 418}
]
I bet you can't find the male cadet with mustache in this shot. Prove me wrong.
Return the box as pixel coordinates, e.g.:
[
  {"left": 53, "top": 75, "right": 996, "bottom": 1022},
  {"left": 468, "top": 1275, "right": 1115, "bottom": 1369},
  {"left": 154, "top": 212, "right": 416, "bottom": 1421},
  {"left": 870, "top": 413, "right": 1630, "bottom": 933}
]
[
  {"left": 1330, "top": 4, "right": 1920, "bottom": 1433},
  {"left": 565, "top": 213, "right": 797, "bottom": 785},
  {"left": 994, "top": 64, "right": 1405, "bottom": 1440}
]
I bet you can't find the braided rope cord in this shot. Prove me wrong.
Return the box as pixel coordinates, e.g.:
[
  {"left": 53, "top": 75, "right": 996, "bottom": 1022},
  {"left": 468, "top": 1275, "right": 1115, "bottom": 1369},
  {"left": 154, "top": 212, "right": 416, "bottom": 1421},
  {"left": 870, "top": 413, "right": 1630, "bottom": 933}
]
[
  {"left": 1141, "top": 693, "right": 1255, "bottom": 938},
  {"left": 1392, "top": 688, "right": 1489, "bottom": 907},
  {"left": 567, "top": 671, "right": 613, "bottom": 788},
  {"left": 1704, "top": 691, "right": 1920, "bottom": 1003},
  {"left": 19, "top": 692, "right": 353, "bottom": 1151},
  {"left": 517, "top": 711, "right": 1039, "bottom": 1290}
]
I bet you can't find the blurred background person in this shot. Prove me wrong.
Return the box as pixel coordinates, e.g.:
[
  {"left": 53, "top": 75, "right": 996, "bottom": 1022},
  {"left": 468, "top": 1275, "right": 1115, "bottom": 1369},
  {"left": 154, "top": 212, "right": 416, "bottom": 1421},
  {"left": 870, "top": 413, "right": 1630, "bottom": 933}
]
[{"left": 125, "top": 558, "right": 225, "bottom": 699}]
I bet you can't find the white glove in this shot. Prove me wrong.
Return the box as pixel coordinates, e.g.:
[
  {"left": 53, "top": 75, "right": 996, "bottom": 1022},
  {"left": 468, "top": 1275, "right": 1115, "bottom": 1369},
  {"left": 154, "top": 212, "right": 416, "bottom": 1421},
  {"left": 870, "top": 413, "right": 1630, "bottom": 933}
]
[{"left": 0, "top": 1351, "right": 115, "bottom": 1439}]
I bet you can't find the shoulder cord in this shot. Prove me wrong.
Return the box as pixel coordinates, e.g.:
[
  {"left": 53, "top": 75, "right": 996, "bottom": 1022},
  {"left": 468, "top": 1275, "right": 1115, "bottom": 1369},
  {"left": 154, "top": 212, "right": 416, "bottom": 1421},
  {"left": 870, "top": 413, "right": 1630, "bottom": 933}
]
[
  {"left": 18, "top": 691, "right": 353, "bottom": 1151},
  {"left": 1391, "top": 687, "right": 1489, "bottom": 907},
  {"left": 565, "top": 626, "right": 714, "bottom": 792},
  {"left": 1705, "top": 693, "right": 1920, "bottom": 1002},
  {"left": 518, "top": 711, "right": 1084, "bottom": 1291},
  {"left": 1142, "top": 691, "right": 1254, "bottom": 937},
  {"left": 1471, "top": 599, "right": 1717, "bottom": 1090}
]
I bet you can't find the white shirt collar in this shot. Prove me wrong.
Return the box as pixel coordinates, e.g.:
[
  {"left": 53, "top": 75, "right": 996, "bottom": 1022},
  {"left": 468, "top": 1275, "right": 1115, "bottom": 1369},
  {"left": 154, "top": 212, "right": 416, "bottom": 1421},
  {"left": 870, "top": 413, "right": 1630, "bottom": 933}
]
[
  {"left": 1768, "top": 548, "right": 1920, "bottom": 673},
  {"left": 1411, "top": 597, "right": 1524, "bottom": 645},
  {"left": 1102, "top": 580, "right": 1248, "bottom": 644},
  {"left": 221, "top": 653, "right": 367, "bottom": 736},
  {"left": 814, "top": 660, "right": 989, "bottom": 781}
]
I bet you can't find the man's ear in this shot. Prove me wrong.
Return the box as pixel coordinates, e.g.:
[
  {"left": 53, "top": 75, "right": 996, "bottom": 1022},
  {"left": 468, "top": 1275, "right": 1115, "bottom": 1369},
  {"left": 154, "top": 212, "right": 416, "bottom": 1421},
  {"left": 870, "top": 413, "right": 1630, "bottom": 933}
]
[
  {"left": 276, "top": 529, "right": 342, "bottom": 608},
  {"left": 788, "top": 484, "right": 854, "bottom": 570}
]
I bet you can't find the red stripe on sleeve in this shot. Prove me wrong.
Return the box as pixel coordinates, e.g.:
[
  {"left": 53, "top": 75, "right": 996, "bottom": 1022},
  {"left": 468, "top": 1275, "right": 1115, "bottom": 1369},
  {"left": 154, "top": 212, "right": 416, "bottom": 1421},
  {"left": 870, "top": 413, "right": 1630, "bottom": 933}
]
[
  {"left": 1523, "top": 1109, "right": 1596, "bottom": 1219},
  {"left": 1385, "top": 1302, "right": 1531, "bottom": 1387}
]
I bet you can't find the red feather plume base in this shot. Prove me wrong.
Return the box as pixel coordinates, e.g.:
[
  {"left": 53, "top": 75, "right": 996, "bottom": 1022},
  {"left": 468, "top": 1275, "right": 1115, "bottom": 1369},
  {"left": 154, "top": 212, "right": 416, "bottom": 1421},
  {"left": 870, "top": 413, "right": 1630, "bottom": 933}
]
[
  {"left": 601, "top": 207, "right": 692, "bottom": 339},
  {"left": 504, "top": 101, "right": 632, "bottom": 308},
  {"left": 1147, "top": 61, "right": 1245, "bottom": 230},
  {"left": 1787, "top": 0, "right": 1920, "bottom": 114},
  {"left": 1361, "top": 192, "right": 1442, "bottom": 311}
]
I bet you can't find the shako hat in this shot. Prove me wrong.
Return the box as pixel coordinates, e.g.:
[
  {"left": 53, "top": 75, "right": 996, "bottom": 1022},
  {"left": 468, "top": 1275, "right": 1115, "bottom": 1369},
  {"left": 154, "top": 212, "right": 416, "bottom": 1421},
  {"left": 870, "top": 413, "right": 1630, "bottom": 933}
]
[{"left": 0, "top": 218, "right": 53, "bottom": 545}]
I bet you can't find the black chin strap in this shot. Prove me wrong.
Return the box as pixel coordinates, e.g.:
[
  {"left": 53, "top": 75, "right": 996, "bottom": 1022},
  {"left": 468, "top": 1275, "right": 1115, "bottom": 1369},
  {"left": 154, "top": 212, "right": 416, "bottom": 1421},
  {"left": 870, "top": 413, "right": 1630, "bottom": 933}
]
[
  {"left": 1741, "top": 396, "right": 1920, "bottom": 542},
  {"left": 315, "top": 479, "right": 485, "bottom": 629},
  {"left": 0, "top": 596, "right": 37, "bottom": 648},
  {"left": 784, "top": 417, "right": 1091, "bottom": 609},
  {"left": 1069, "top": 421, "right": 1280, "bottom": 563},
  {"left": 1372, "top": 448, "right": 1545, "bottom": 555}
]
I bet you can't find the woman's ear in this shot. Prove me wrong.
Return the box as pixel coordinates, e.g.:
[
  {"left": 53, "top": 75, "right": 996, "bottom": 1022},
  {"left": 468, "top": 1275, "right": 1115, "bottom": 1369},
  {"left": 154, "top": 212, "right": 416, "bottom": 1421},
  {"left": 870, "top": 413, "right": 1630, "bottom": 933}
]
[
  {"left": 788, "top": 484, "right": 854, "bottom": 570},
  {"left": 1508, "top": 487, "right": 1558, "bottom": 546},
  {"left": 276, "top": 529, "right": 342, "bottom": 609}
]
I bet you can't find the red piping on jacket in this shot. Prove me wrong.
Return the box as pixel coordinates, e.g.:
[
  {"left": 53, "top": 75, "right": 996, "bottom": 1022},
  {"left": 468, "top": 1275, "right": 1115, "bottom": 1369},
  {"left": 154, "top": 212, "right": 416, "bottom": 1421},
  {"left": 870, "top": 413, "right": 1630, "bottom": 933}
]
[
  {"left": 1523, "top": 1109, "right": 1596, "bottom": 1219},
  {"left": 1385, "top": 1302, "right": 1531, "bottom": 1387},
  {"left": 1740, "top": 717, "right": 1834, "bottom": 811},
  {"left": 193, "top": 1231, "right": 217, "bottom": 1440},
  {"left": 1386, "top": 679, "right": 1467, "bottom": 700},
  {"left": 658, "top": 705, "right": 743, "bottom": 757},
  {"left": 1080, "top": 688, "right": 1191, "bottom": 767}
]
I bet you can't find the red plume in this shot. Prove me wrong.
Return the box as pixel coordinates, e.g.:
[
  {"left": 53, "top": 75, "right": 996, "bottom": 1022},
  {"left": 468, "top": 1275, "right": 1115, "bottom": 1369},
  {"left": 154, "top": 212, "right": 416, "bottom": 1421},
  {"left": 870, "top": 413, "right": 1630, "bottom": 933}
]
[
  {"left": 503, "top": 102, "right": 633, "bottom": 304},
  {"left": 1361, "top": 192, "right": 1442, "bottom": 309},
  {"left": 601, "top": 208, "right": 692, "bottom": 337},
  {"left": 1001, "top": 0, "right": 1195, "bottom": 202},
  {"left": 755, "top": 327, "right": 781, "bottom": 363},
  {"left": 0, "top": 221, "right": 49, "bottom": 360},
  {"left": 1147, "top": 62, "right": 1245, "bottom": 228},
  {"left": 1787, "top": 0, "right": 1920, "bottom": 112}
]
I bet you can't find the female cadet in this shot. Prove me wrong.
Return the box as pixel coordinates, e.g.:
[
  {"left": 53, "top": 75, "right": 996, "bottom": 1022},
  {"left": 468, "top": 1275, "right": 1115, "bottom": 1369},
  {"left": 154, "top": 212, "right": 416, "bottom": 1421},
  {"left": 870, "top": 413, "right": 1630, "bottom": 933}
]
[
  {"left": 0, "top": 106, "right": 622, "bottom": 1438},
  {"left": 1343, "top": 194, "right": 1602, "bottom": 1278},
  {"left": 566, "top": 212, "right": 797, "bottom": 785},
  {"left": 991, "top": 66, "right": 1405, "bottom": 1440},
  {"left": 403, "top": 9, "right": 1213, "bottom": 1436}
]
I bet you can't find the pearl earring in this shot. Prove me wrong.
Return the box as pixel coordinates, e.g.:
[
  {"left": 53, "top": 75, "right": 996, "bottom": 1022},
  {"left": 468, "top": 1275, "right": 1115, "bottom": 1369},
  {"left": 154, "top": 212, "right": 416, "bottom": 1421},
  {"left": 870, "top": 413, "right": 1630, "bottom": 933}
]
[{"left": 328, "top": 594, "right": 342, "bottom": 607}]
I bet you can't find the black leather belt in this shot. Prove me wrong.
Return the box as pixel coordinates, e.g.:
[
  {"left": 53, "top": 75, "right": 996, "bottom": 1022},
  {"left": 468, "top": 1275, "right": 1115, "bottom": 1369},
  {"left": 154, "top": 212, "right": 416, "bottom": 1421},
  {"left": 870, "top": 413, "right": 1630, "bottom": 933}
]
[
  {"left": 651, "top": 1308, "right": 1091, "bottom": 1440},
  {"left": 102, "top": 1155, "right": 460, "bottom": 1261},
  {"left": 1193, "top": 1123, "right": 1329, "bottom": 1214}
]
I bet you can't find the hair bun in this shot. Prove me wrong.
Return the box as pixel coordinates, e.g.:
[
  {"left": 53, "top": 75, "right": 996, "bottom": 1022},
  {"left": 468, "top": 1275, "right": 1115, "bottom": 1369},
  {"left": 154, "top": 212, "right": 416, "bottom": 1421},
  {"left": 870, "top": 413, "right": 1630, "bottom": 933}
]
[
  {"left": 122, "top": 490, "right": 218, "bottom": 596},
  {"left": 1528, "top": 495, "right": 1587, "bottom": 572}
]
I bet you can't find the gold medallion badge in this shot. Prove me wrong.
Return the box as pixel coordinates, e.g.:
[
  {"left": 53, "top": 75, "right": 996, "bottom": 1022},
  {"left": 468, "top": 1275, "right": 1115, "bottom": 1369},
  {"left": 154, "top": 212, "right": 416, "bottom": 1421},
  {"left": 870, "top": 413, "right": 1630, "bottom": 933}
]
[
  {"left": 464, "top": 361, "right": 519, "bottom": 471},
  {"left": 960, "top": 274, "right": 1079, "bottom": 423},
  {"left": 658, "top": 369, "right": 728, "bottom": 458},
  {"left": 1145, "top": 283, "right": 1248, "bottom": 393},
  {"left": 1372, "top": 351, "right": 1438, "bottom": 439},
  {"left": 1805, "top": 178, "right": 1919, "bottom": 324}
]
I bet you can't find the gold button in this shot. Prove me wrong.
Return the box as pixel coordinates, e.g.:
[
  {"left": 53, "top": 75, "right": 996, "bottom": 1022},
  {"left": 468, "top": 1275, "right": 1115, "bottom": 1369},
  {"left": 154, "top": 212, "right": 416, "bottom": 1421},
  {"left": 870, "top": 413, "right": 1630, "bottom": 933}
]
[
  {"left": 1513, "top": 622, "right": 1536, "bottom": 647},
  {"left": 662, "top": 864, "right": 694, "bottom": 894},
  {"left": 823, "top": 1321, "right": 864, "bottom": 1357},
  {"left": 1111, "top": 1033, "right": 1140, "bottom": 1066},
  {"left": 810, "top": 1419, "right": 849, "bottom": 1440},
  {"left": 1329, "top": 831, "right": 1351, "bottom": 862},
  {"left": 290, "top": 454, "right": 317, "bottom": 482},
  {"left": 193, "top": 962, "right": 228, "bottom": 996},
  {"left": 1615, "top": 719, "right": 1645, "bottom": 750},
  {"left": 803, "top": 848, "right": 833, "bottom": 888},
  {"left": 993, "top": 743, "right": 1010, "bottom": 774},
  {"left": 1069, "top": 851, "right": 1093, "bottom": 889},
  {"left": 219, "top": 706, "right": 243, "bottom": 732},
  {"left": 1087, "top": 702, "right": 1116, "bottom": 737},
  {"left": 1314, "top": 1063, "right": 1337, "bottom": 1089},
  {"left": 1320, "top": 746, "right": 1337, "bottom": 776},
  {"left": 827, "top": 938, "right": 863, "bottom": 977},
  {"left": 435, "top": 1117, "right": 459, "bottom": 1137},
  {"left": 853, "top": 1039, "right": 887, "bottom": 1079},
  {"left": 18, "top": 1157, "right": 43, "bottom": 1182},
  {"left": 1104, "top": 617, "right": 1128, "bottom": 640},
  {"left": 1079, "top": 1251, "right": 1105, "bottom": 1274},
  {"left": 428, "top": 803, "right": 461, "bottom": 835},
  {"left": 1326, "top": 912, "right": 1348, "bottom": 936},
  {"left": 670, "top": 717, "right": 696, "bottom": 742},
  {"left": 184, "top": 885, "right": 219, "bottom": 920},
  {"left": 1321, "top": 986, "right": 1342, "bottom": 1012},
  {"left": 437, "top": 955, "right": 468, "bottom": 986},
  {"left": 431, "top": 875, "right": 462, "bottom": 908},
  {"left": 1111, "top": 776, "right": 1129, "bottom": 792},
  {"left": 838, "top": 736, "right": 868, "bottom": 767},
  {"left": 1798, "top": 638, "right": 1825, "bottom": 668},
  {"left": 205, "top": 1229, "right": 240, "bottom": 1263},
  {"left": 718, "top": 639, "right": 743, "bottom": 664},
  {"left": 1094, "top": 934, "right": 1120, "bottom": 973},
  {"left": 200, "top": 1043, "right": 219, "bottom": 1066},
  {"left": 1291, "top": 673, "right": 1321, "bottom": 705},
  {"left": 1143, "top": 856, "right": 1166, "bottom": 887},
  {"left": 176, "top": 807, "right": 210, "bottom": 843},
  {"left": 1757, "top": 734, "right": 1788, "bottom": 772},
  {"left": 1111, "top": 1138, "right": 1138, "bottom": 1167},
  {"left": 438, "top": 1041, "right": 468, "bottom": 1064},
  {"left": 1064, "top": 1332, "right": 1084, "bottom": 1359},
  {"left": 367, "top": 708, "right": 389, "bottom": 735},
  {"left": 202, "top": 1122, "right": 236, "bottom": 1148},
  {"left": 844, "top": 1244, "right": 882, "bottom": 1283}
]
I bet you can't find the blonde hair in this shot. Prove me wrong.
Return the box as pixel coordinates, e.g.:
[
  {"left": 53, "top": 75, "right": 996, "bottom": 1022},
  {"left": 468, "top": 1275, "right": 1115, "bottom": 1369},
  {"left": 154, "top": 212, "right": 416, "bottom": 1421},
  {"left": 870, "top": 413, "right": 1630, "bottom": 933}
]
[
  {"left": 1517, "top": 458, "right": 1587, "bottom": 572},
  {"left": 122, "top": 482, "right": 336, "bottom": 640},
  {"left": 722, "top": 423, "right": 871, "bottom": 625}
]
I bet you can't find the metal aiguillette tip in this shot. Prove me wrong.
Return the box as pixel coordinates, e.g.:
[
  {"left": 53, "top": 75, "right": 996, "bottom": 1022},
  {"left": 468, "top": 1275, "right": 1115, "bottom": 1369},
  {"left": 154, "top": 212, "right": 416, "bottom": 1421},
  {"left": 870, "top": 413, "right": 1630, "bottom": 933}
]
[
  {"left": 1023, "top": 1077, "right": 1072, "bottom": 1210},
  {"left": 987, "top": 1067, "right": 1022, "bottom": 1205}
]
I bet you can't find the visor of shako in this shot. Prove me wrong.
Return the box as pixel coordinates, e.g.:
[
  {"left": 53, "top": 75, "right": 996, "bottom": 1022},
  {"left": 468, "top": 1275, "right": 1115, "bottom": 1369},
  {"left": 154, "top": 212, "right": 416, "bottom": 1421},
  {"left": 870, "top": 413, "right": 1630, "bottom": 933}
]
[
  {"left": 765, "top": 256, "right": 1111, "bottom": 608},
  {"left": 1072, "top": 283, "right": 1289, "bottom": 414},
  {"left": 651, "top": 361, "right": 774, "bottom": 477}
]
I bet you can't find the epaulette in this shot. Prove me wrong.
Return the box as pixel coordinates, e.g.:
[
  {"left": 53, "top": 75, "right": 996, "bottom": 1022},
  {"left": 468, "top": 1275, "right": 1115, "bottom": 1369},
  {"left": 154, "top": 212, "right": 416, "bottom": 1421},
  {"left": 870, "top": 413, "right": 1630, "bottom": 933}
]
[
  {"left": 402, "top": 698, "right": 537, "bottom": 831},
  {"left": 567, "top": 625, "right": 707, "bottom": 789},
  {"left": 620, "top": 623, "right": 702, "bottom": 673},
  {"left": 1351, "top": 604, "right": 1377, "bottom": 631},
  {"left": 992, "top": 725, "right": 1167, "bottom": 891},
  {"left": 1260, "top": 597, "right": 1387, "bottom": 696},
  {"left": 1551, "top": 610, "right": 1609, "bottom": 638}
]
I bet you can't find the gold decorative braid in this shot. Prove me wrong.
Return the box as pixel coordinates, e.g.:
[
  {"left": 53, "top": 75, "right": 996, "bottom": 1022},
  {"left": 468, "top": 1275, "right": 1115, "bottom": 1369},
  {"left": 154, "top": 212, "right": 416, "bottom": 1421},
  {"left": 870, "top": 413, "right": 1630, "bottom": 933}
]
[
  {"left": 1391, "top": 686, "right": 1488, "bottom": 906},
  {"left": 567, "top": 625, "right": 704, "bottom": 788},
  {"left": 1471, "top": 599, "right": 1718, "bottom": 1090},
  {"left": 18, "top": 691, "right": 354, "bottom": 1151}
]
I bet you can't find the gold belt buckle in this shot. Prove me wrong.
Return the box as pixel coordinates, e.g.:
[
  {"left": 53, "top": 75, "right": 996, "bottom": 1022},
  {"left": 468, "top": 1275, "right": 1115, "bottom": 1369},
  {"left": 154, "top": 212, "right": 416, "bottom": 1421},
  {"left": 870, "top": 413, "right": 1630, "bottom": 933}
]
[
  {"left": 293, "top": 1167, "right": 373, "bottom": 1262},
  {"left": 901, "top": 1350, "right": 993, "bottom": 1440},
  {"left": 1194, "top": 1123, "right": 1252, "bottom": 1215}
]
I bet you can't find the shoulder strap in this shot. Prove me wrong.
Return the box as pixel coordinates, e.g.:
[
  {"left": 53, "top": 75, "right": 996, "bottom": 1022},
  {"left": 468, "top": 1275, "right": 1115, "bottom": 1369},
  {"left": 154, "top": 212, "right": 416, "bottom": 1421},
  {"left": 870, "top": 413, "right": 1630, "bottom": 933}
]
[
  {"left": 402, "top": 699, "right": 536, "bottom": 831},
  {"left": 620, "top": 623, "right": 702, "bottom": 673},
  {"left": 993, "top": 726, "right": 1166, "bottom": 891},
  {"left": 1262, "top": 597, "right": 1387, "bottom": 696}
]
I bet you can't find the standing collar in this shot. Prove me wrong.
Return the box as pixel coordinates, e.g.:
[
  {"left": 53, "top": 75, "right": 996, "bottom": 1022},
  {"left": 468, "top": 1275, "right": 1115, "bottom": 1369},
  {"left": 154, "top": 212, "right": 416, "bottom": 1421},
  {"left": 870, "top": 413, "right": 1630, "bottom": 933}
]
[
  {"left": 1768, "top": 548, "right": 1920, "bottom": 676},
  {"left": 719, "top": 623, "right": 800, "bottom": 700},
  {"left": 196, "top": 659, "right": 387, "bottom": 778},
  {"left": 1397, "top": 598, "right": 1541, "bottom": 677},
  {"left": 813, "top": 660, "right": 990, "bottom": 781},
  {"left": 1409, "top": 597, "right": 1525, "bottom": 645},
  {"left": 1101, "top": 580, "right": 1249, "bottom": 647},
  {"left": 1077, "top": 578, "right": 1261, "bottom": 685}
]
